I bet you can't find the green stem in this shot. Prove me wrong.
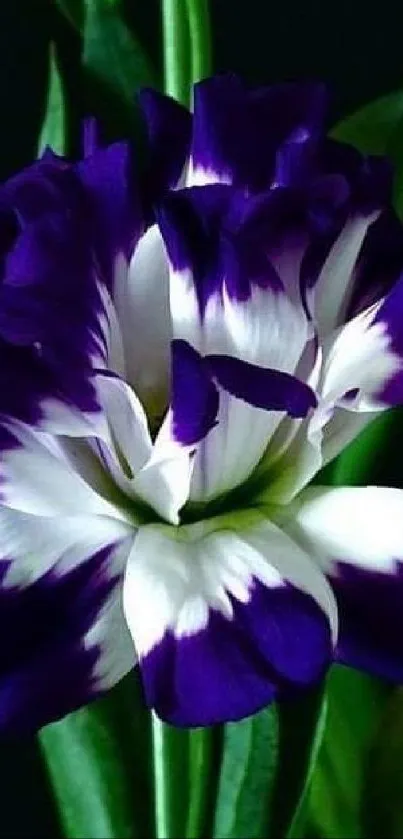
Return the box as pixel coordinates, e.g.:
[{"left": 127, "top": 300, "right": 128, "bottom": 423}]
[
  {"left": 186, "top": 729, "right": 217, "bottom": 838},
  {"left": 151, "top": 713, "right": 170, "bottom": 839},
  {"left": 151, "top": 713, "right": 191, "bottom": 839},
  {"left": 185, "top": 0, "right": 212, "bottom": 86},
  {"left": 161, "top": 0, "right": 190, "bottom": 104}
]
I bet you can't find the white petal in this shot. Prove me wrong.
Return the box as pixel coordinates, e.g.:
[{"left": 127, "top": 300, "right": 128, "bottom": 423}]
[
  {"left": 114, "top": 225, "right": 171, "bottom": 425},
  {"left": 323, "top": 305, "right": 397, "bottom": 404},
  {"left": 0, "top": 506, "right": 136, "bottom": 692},
  {"left": 84, "top": 539, "right": 137, "bottom": 690},
  {"left": 314, "top": 213, "right": 379, "bottom": 336},
  {"left": 0, "top": 506, "right": 133, "bottom": 587},
  {"left": 170, "top": 271, "right": 311, "bottom": 502},
  {"left": 132, "top": 411, "right": 194, "bottom": 525},
  {"left": 295, "top": 485, "right": 403, "bottom": 575},
  {"left": 123, "top": 511, "right": 338, "bottom": 658},
  {"left": 0, "top": 419, "right": 128, "bottom": 522},
  {"left": 95, "top": 372, "right": 152, "bottom": 478}
]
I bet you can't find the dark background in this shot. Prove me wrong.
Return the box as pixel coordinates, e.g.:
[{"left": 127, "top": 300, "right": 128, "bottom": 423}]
[
  {"left": 1, "top": 0, "right": 403, "bottom": 179},
  {"left": 0, "top": 0, "right": 402, "bottom": 833}
]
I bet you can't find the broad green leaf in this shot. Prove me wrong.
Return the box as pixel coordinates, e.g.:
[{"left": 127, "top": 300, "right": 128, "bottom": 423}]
[
  {"left": 39, "top": 671, "right": 154, "bottom": 839},
  {"left": 37, "top": 44, "right": 66, "bottom": 157},
  {"left": 331, "top": 89, "right": 403, "bottom": 154},
  {"left": 271, "top": 685, "right": 328, "bottom": 837},
  {"left": 213, "top": 685, "right": 326, "bottom": 839},
  {"left": 365, "top": 688, "right": 403, "bottom": 837},
  {"left": 82, "top": 0, "right": 158, "bottom": 140},
  {"left": 213, "top": 704, "right": 279, "bottom": 839},
  {"left": 301, "top": 667, "right": 390, "bottom": 839}
]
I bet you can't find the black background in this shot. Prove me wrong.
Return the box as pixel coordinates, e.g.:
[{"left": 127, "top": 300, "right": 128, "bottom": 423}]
[
  {"left": 1, "top": 0, "right": 403, "bottom": 179},
  {"left": 0, "top": 0, "right": 402, "bottom": 833}
]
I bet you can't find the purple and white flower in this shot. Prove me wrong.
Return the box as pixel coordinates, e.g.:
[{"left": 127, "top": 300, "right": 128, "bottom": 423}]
[{"left": 1, "top": 75, "right": 403, "bottom": 731}]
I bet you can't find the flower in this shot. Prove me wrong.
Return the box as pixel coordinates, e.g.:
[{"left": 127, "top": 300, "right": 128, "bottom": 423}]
[{"left": 1, "top": 75, "right": 403, "bottom": 732}]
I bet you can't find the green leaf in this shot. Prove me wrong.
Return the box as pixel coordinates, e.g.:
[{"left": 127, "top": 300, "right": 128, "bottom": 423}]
[
  {"left": 37, "top": 44, "right": 66, "bottom": 157},
  {"left": 213, "top": 685, "right": 326, "bottom": 839},
  {"left": 213, "top": 703, "right": 279, "bottom": 839},
  {"left": 82, "top": 0, "right": 158, "bottom": 140},
  {"left": 39, "top": 672, "right": 154, "bottom": 839},
  {"left": 331, "top": 89, "right": 403, "bottom": 154},
  {"left": 302, "top": 667, "right": 390, "bottom": 839}
]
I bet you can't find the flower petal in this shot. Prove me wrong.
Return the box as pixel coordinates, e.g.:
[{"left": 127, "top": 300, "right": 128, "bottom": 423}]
[
  {"left": 113, "top": 224, "right": 171, "bottom": 424},
  {"left": 159, "top": 186, "right": 315, "bottom": 501},
  {"left": 132, "top": 410, "right": 195, "bottom": 525},
  {"left": 123, "top": 514, "right": 335, "bottom": 725},
  {"left": 171, "top": 340, "right": 219, "bottom": 446},
  {"left": 139, "top": 88, "right": 192, "bottom": 196},
  {"left": 0, "top": 507, "right": 135, "bottom": 732},
  {"left": 95, "top": 371, "right": 152, "bottom": 477},
  {"left": 295, "top": 485, "right": 403, "bottom": 682},
  {"left": 318, "top": 300, "right": 401, "bottom": 413},
  {"left": 312, "top": 212, "right": 379, "bottom": 336},
  {"left": 0, "top": 210, "right": 109, "bottom": 429},
  {"left": 189, "top": 75, "right": 326, "bottom": 189},
  {"left": 207, "top": 354, "right": 316, "bottom": 417},
  {"left": 0, "top": 418, "right": 127, "bottom": 522},
  {"left": 77, "top": 141, "right": 141, "bottom": 286}
]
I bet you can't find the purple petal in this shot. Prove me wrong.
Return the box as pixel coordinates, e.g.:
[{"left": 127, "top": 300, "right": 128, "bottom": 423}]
[
  {"left": 296, "top": 486, "right": 403, "bottom": 684},
  {"left": 333, "top": 562, "right": 403, "bottom": 682},
  {"left": 171, "top": 340, "right": 219, "bottom": 445},
  {"left": 159, "top": 180, "right": 350, "bottom": 319},
  {"left": 139, "top": 88, "right": 192, "bottom": 199},
  {"left": 3, "top": 155, "right": 81, "bottom": 223},
  {"left": 191, "top": 74, "right": 326, "bottom": 190},
  {"left": 347, "top": 211, "right": 403, "bottom": 318},
  {"left": 124, "top": 520, "right": 334, "bottom": 726},
  {"left": 0, "top": 211, "right": 105, "bottom": 413},
  {"left": 77, "top": 141, "right": 141, "bottom": 286},
  {"left": 321, "top": 138, "right": 393, "bottom": 214},
  {"left": 0, "top": 341, "right": 97, "bottom": 427},
  {"left": 0, "top": 544, "right": 131, "bottom": 733},
  {"left": 141, "top": 580, "right": 330, "bottom": 726},
  {"left": 207, "top": 354, "right": 317, "bottom": 418},
  {"left": 81, "top": 117, "right": 102, "bottom": 158}
]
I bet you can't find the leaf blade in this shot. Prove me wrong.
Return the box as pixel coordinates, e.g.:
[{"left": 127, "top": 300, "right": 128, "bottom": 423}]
[
  {"left": 39, "top": 672, "right": 154, "bottom": 839},
  {"left": 37, "top": 44, "right": 66, "bottom": 157}
]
